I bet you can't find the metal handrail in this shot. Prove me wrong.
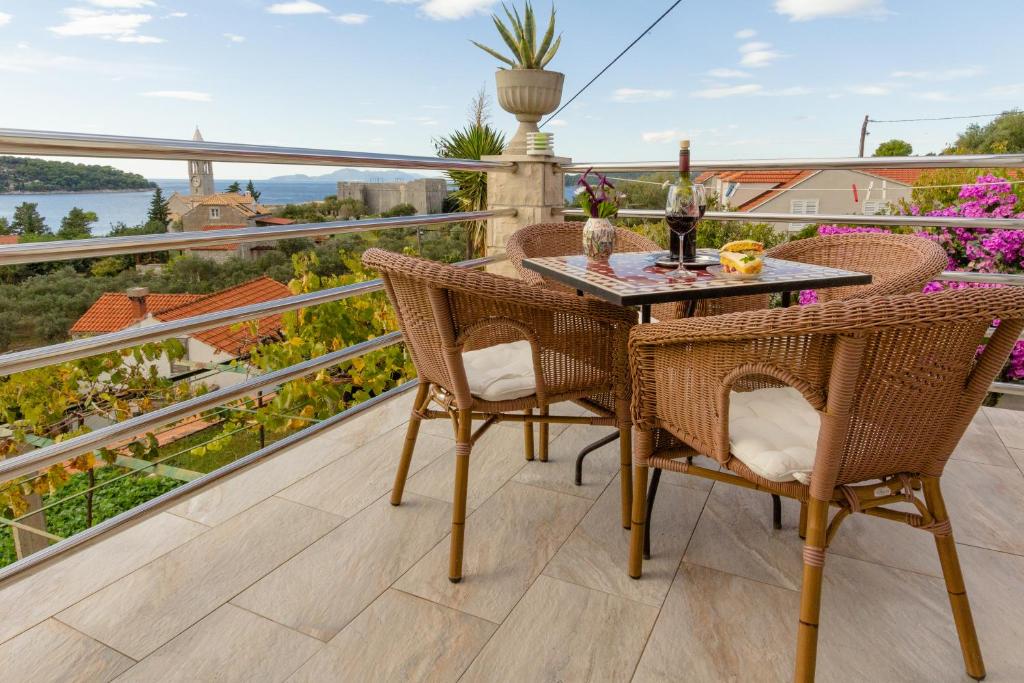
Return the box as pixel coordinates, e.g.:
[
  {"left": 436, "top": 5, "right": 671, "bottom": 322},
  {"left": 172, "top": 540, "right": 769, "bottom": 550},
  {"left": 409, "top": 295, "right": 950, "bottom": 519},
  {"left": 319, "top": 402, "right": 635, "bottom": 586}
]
[
  {"left": 564, "top": 153, "right": 1024, "bottom": 174},
  {"left": 0, "top": 332, "right": 403, "bottom": 483},
  {"left": 0, "top": 128, "right": 516, "bottom": 172},
  {"left": 0, "top": 209, "right": 515, "bottom": 266},
  {"left": 0, "top": 380, "right": 419, "bottom": 584},
  {"left": 0, "top": 254, "right": 495, "bottom": 376},
  {"left": 561, "top": 208, "right": 1024, "bottom": 231}
]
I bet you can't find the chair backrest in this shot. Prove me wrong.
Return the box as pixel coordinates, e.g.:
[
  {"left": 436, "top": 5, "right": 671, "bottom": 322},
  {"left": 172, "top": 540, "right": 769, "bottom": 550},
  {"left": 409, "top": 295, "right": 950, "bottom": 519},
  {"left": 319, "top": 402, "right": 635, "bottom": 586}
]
[
  {"left": 799, "top": 288, "right": 1023, "bottom": 497},
  {"left": 766, "top": 232, "right": 949, "bottom": 303},
  {"left": 507, "top": 222, "right": 661, "bottom": 290}
]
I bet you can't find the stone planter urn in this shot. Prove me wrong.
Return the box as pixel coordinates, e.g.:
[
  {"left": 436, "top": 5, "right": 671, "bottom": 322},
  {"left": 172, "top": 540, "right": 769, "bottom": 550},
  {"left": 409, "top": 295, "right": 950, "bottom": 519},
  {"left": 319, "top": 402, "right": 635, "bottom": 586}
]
[
  {"left": 582, "top": 217, "right": 616, "bottom": 261},
  {"left": 495, "top": 69, "right": 565, "bottom": 155}
]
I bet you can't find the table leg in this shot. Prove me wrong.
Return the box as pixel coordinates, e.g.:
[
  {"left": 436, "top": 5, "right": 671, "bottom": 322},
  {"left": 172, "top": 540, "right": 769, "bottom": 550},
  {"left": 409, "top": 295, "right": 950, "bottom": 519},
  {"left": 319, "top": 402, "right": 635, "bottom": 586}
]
[
  {"left": 643, "top": 467, "right": 662, "bottom": 559},
  {"left": 782, "top": 290, "right": 792, "bottom": 308},
  {"left": 641, "top": 304, "right": 651, "bottom": 324},
  {"left": 574, "top": 431, "right": 619, "bottom": 486}
]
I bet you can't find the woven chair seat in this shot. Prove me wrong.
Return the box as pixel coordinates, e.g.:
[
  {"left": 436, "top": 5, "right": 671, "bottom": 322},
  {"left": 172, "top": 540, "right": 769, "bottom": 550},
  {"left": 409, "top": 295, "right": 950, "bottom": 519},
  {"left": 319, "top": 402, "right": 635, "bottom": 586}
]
[{"left": 729, "top": 387, "right": 819, "bottom": 483}]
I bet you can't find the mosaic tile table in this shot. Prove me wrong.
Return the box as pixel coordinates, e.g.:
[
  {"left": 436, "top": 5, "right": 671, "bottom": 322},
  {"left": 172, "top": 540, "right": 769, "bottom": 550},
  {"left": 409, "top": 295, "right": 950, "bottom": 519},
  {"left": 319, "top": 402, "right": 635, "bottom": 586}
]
[{"left": 522, "top": 249, "right": 872, "bottom": 321}]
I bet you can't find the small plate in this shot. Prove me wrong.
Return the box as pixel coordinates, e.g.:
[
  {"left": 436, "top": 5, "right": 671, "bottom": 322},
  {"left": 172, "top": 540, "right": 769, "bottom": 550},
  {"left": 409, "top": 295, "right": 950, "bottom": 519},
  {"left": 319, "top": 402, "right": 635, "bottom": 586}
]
[
  {"left": 707, "top": 264, "right": 764, "bottom": 280},
  {"left": 654, "top": 253, "right": 720, "bottom": 269}
]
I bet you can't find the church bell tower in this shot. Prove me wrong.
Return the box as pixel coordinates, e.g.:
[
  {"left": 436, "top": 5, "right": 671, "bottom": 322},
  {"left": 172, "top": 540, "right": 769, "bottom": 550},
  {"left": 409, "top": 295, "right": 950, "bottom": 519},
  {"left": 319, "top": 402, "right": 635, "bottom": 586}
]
[{"left": 188, "top": 127, "right": 215, "bottom": 196}]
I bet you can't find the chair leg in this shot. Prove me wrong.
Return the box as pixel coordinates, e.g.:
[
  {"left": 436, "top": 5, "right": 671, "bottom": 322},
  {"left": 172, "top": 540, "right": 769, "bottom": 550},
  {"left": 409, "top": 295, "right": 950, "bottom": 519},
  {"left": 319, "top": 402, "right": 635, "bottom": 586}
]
[
  {"left": 923, "top": 477, "right": 985, "bottom": 680},
  {"left": 643, "top": 467, "right": 662, "bottom": 559},
  {"left": 523, "top": 408, "right": 534, "bottom": 462},
  {"left": 619, "top": 425, "right": 632, "bottom": 529},
  {"left": 391, "top": 382, "right": 429, "bottom": 506},
  {"left": 539, "top": 407, "right": 550, "bottom": 462},
  {"left": 449, "top": 408, "right": 473, "bottom": 584},
  {"left": 798, "top": 501, "right": 808, "bottom": 539},
  {"left": 628, "top": 463, "right": 648, "bottom": 579},
  {"left": 794, "top": 497, "right": 830, "bottom": 683},
  {"left": 772, "top": 494, "right": 783, "bottom": 530}
]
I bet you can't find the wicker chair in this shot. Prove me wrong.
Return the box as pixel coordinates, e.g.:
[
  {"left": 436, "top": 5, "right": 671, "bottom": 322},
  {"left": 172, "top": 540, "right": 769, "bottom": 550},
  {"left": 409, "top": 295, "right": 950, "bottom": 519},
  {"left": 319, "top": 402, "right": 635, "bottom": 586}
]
[
  {"left": 361, "top": 248, "right": 637, "bottom": 583},
  {"left": 699, "top": 232, "right": 951, "bottom": 316},
  {"left": 627, "top": 287, "right": 1024, "bottom": 682}
]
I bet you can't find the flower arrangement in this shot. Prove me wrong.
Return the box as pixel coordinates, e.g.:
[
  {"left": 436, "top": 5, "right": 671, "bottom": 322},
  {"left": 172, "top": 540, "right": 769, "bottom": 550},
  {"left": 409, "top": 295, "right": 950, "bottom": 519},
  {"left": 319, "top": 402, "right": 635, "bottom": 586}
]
[
  {"left": 796, "top": 173, "right": 1024, "bottom": 381},
  {"left": 576, "top": 170, "right": 622, "bottom": 219}
]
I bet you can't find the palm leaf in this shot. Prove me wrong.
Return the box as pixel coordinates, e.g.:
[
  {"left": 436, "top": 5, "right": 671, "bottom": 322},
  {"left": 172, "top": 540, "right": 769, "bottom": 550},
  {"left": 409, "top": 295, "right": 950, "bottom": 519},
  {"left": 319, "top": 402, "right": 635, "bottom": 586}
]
[
  {"left": 471, "top": 41, "right": 516, "bottom": 68},
  {"left": 539, "top": 34, "right": 561, "bottom": 68},
  {"left": 535, "top": 5, "right": 556, "bottom": 65},
  {"left": 523, "top": 2, "right": 536, "bottom": 68},
  {"left": 491, "top": 16, "right": 522, "bottom": 62}
]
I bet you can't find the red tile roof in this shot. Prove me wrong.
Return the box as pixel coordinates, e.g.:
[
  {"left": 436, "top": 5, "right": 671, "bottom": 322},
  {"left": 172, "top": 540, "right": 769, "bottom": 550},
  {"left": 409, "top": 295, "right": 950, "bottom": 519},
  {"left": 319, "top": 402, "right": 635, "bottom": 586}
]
[
  {"left": 253, "top": 216, "right": 295, "bottom": 226},
  {"left": 737, "top": 171, "right": 819, "bottom": 211},
  {"left": 153, "top": 276, "right": 292, "bottom": 355},
  {"left": 861, "top": 168, "right": 926, "bottom": 185},
  {"left": 0, "top": 235, "right": 18, "bottom": 245},
  {"left": 70, "top": 293, "right": 203, "bottom": 334}
]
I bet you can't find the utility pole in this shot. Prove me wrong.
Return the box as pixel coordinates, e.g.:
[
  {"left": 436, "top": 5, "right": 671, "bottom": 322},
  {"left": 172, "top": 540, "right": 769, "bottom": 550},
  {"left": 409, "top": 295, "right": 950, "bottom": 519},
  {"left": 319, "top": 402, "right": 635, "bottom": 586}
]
[{"left": 858, "top": 114, "right": 870, "bottom": 157}]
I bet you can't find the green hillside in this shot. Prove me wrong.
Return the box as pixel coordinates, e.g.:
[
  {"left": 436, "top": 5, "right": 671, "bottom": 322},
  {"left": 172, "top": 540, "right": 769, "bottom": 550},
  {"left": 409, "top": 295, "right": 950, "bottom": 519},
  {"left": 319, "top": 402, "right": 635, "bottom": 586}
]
[{"left": 0, "top": 156, "right": 155, "bottom": 193}]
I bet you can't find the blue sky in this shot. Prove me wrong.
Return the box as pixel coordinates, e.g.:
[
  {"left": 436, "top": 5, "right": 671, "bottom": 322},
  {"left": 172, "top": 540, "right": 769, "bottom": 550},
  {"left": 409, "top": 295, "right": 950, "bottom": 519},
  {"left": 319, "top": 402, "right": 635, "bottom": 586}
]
[{"left": 0, "top": 0, "right": 1021, "bottom": 179}]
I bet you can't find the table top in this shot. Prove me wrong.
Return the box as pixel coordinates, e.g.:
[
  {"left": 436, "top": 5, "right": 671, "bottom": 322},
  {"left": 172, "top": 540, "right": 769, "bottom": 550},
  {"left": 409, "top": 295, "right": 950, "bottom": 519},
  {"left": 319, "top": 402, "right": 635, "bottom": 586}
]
[{"left": 521, "top": 249, "right": 872, "bottom": 307}]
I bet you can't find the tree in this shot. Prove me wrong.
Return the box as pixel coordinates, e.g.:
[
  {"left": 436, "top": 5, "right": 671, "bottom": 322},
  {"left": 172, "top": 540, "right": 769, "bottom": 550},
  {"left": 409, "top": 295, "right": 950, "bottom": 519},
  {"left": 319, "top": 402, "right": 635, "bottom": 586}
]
[
  {"left": 147, "top": 187, "right": 170, "bottom": 227},
  {"left": 246, "top": 180, "right": 261, "bottom": 203},
  {"left": 57, "top": 207, "right": 97, "bottom": 240},
  {"left": 434, "top": 92, "right": 507, "bottom": 258},
  {"left": 225, "top": 181, "right": 243, "bottom": 194},
  {"left": 0, "top": 217, "right": 11, "bottom": 236},
  {"left": 11, "top": 202, "right": 49, "bottom": 236},
  {"left": 947, "top": 110, "right": 1024, "bottom": 154},
  {"left": 873, "top": 139, "right": 913, "bottom": 157},
  {"left": 381, "top": 203, "right": 417, "bottom": 217}
]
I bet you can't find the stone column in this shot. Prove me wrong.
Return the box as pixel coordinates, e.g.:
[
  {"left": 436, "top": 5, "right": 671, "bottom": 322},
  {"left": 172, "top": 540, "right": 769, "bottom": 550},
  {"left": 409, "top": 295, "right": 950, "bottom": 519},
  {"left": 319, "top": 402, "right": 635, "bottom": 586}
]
[{"left": 483, "top": 153, "right": 569, "bottom": 277}]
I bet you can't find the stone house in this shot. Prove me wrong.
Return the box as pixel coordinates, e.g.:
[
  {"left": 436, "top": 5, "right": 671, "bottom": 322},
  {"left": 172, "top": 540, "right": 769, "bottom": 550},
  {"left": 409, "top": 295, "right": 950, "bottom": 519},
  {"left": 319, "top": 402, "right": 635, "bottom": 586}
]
[{"left": 337, "top": 178, "right": 447, "bottom": 215}]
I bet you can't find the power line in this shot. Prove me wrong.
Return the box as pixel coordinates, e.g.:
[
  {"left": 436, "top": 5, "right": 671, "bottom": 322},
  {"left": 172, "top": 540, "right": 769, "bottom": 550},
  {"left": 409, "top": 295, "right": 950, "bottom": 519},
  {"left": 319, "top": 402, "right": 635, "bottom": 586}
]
[
  {"left": 539, "top": 0, "right": 684, "bottom": 128},
  {"left": 869, "top": 112, "right": 1010, "bottom": 124}
]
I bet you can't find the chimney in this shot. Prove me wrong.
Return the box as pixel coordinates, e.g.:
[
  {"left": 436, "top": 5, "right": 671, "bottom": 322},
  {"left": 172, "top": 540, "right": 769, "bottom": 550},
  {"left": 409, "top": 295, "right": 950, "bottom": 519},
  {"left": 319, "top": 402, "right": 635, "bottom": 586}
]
[{"left": 126, "top": 287, "right": 149, "bottom": 321}]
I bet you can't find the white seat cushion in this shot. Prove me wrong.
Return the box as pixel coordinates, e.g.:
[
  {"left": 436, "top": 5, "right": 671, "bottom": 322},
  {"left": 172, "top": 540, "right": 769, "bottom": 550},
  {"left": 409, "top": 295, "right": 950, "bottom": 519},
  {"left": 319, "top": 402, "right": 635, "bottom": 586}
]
[
  {"left": 729, "top": 387, "right": 820, "bottom": 484},
  {"left": 462, "top": 340, "right": 537, "bottom": 402}
]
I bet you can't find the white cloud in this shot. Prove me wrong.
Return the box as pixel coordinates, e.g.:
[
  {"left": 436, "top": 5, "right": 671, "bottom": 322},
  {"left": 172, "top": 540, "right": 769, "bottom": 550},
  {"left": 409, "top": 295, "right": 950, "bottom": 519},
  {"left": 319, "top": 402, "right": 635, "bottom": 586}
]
[
  {"left": 419, "top": 0, "right": 498, "bottom": 20},
  {"left": 847, "top": 85, "right": 890, "bottom": 95},
  {"left": 691, "top": 83, "right": 763, "bottom": 99},
  {"left": 357, "top": 118, "right": 397, "bottom": 125},
  {"left": 224, "top": 33, "right": 245, "bottom": 43},
  {"left": 333, "top": 13, "right": 370, "bottom": 24},
  {"left": 0, "top": 12, "right": 11, "bottom": 27},
  {"left": 642, "top": 129, "right": 682, "bottom": 144},
  {"left": 916, "top": 90, "right": 955, "bottom": 102},
  {"left": 890, "top": 68, "right": 983, "bottom": 81},
  {"left": 49, "top": 8, "right": 162, "bottom": 43},
  {"left": 143, "top": 90, "right": 211, "bottom": 101},
  {"left": 546, "top": 119, "right": 567, "bottom": 127},
  {"left": 775, "top": 0, "right": 890, "bottom": 21},
  {"left": 611, "top": 88, "right": 673, "bottom": 103},
  {"left": 420, "top": 104, "right": 449, "bottom": 110},
  {"left": 709, "top": 68, "right": 750, "bottom": 79},
  {"left": 266, "top": 1, "right": 330, "bottom": 15},
  {"left": 762, "top": 86, "right": 812, "bottom": 96},
  {"left": 734, "top": 28, "right": 756, "bottom": 39},
  {"left": 86, "top": 0, "right": 155, "bottom": 7},
  {"left": 988, "top": 83, "right": 1024, "bottom": 97},
  {"left": 738, "top": 41, "right": 781, "bottom": 67},
  {"left": 167, "top": 11, "right": 188, "bottom": 18}
]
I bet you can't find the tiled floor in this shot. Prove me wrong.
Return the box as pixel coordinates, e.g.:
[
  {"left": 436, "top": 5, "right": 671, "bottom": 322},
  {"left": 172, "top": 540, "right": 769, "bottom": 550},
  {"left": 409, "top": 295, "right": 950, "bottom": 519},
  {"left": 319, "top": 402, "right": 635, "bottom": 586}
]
[{"left": 1, "top": 387, "right": 1023, "bottom": 682}]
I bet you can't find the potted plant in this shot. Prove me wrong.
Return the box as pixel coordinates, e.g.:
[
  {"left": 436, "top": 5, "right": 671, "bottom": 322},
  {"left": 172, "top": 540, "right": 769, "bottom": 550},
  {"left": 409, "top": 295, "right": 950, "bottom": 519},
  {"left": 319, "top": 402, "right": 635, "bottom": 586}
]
[
  {"left": 576, "top": 170, "right": 622, "bottom": 260},
  {"left": 472, "top": 2, "right": 563, "bottom": 154}
]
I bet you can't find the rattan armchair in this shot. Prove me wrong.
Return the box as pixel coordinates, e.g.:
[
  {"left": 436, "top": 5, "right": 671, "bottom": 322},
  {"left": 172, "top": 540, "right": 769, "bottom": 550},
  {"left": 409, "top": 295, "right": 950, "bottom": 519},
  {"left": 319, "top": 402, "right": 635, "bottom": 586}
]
[
  {"left": 627, "top": 287, "right": 1024, "bottom": 682},
  {"left": 361, "top": 248, "right": 637, "bottom": 583}
]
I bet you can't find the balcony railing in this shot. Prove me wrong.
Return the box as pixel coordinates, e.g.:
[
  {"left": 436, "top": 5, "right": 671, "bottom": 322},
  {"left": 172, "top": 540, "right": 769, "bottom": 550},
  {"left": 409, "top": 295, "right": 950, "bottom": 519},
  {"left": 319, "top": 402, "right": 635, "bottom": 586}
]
[{"left": 0, "top": 127, "right": 1021, "bottom": 581}]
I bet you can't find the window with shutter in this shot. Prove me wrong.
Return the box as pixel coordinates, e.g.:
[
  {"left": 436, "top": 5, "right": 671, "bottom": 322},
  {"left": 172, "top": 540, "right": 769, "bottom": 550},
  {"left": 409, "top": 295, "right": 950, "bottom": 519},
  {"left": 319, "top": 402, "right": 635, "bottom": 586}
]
[
  {"left": 209, "top": 207, "right": 220, "bottom": 219},
  {"left": 863, "top": 200, "right": 884, "bottom": 216},
  {"left": 788, "top": 199, "right": 819, "bottom": 231}
]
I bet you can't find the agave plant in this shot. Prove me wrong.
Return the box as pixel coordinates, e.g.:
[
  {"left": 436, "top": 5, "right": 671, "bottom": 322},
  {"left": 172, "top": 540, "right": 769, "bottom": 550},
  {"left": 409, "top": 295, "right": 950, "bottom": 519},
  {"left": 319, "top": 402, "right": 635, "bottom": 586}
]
[{"left": 472, "top": 1, "right": 561, "bottom": 70}]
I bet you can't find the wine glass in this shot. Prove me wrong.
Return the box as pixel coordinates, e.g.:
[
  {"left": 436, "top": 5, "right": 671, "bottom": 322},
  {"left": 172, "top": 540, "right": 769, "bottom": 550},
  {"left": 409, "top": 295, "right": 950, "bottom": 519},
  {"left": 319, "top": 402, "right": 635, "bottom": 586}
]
[{"left": 664, "top": 181, "right": 707, "bottom": 280}]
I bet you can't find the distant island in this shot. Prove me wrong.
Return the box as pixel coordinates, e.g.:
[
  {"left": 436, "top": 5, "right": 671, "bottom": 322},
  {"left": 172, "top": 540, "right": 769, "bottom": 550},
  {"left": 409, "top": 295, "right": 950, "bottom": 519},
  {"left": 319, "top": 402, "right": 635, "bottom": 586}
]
[
  {"left": 0, "top": 156, "right": 156, "bottom": 194},
  {"left": 265, "top": 168, "right": 425, "bottom": 183}
]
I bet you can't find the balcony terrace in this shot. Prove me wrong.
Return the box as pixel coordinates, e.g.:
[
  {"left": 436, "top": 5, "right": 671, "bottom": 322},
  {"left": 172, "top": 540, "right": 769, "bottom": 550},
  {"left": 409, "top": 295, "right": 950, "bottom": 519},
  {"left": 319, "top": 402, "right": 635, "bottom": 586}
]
[
  {"left": 1, "top": 385, "right": 1023, "bottom": 681},
  {"left": 0, "top": 129, "right": 1022, "bottom": 681}
]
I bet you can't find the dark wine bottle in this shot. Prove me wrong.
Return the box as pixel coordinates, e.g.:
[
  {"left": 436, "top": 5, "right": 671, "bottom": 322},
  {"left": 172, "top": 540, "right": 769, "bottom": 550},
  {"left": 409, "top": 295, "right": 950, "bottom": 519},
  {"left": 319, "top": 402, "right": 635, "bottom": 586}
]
[{"left": 668, "top": 140, "right": 698, "bottom": 262}]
